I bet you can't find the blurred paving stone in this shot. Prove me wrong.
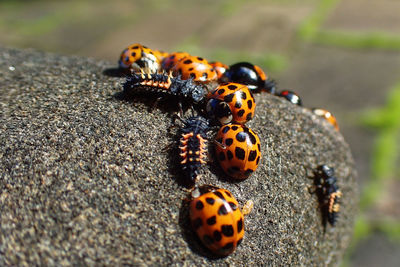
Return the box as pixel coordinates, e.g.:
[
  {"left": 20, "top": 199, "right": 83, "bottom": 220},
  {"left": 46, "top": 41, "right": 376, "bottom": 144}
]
[
  {"left": 324, "top": 0, "right": 400, "bottom": 34},
  {"left": 0, "top": 47, "right": 357, "bottom": 266},
  {"left": 350, "top": 233, "right": 400, "bottom": 267}
]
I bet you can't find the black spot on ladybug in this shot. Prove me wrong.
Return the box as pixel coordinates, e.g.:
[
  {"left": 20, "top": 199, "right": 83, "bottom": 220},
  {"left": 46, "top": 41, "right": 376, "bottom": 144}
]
[
  {"left": 237, "top": 218, "right": 243, "bottom": 232},
  {"left": 207, "top": 216, "right": 217, "bottom": 225},
  {"left": 190, "top": 73, "right": 196, "bottom": 79},
  {"left": 197, "top": 57, "right": 204, "bottom": 61},
  {"left": 196, "top": 200, "right": 204, "bottom": 210},
  {"left": 132, "top": 45, "right": 139, "bottom": 49},
  {"left": 206, "top": 197, "right": 215, "bottom": 205},
  {"left": 237, "top": 238, "right": 243, "bottom": 246},
  {"left": 220, "top": 242, "right": 234, "bottom": 252},
  {"left": 218, "top": 204, "right": 229, "bottom": 215},
  {"left": 256, "top": 156, "right": 260, "bottom": 165},
  {"left": 213, "top": 230, "right": 222, "bottom": 241},
  {"left": 222, "top": 126, "right": 230, "bottom": 134},
  {"left": 235, "top": 147, "right": 246, "bottom": 160},
  {"left": 237, "top": 109, "right": 245, "bottom": 117},
  {"left": 247, "top": 100, "right": 253, "bottom": 109},
  {"left": 248, "top": 150, "right": 257, "bottom": 161},
  {"left": 248, "top": 132, "right": 257, "bottom": 144},
  {"left": 236, "top": 132, "right": 246, "bottom": 142},
  {"left": 227, "top": 150, "right": 233, "bottom": 160},
  {"left": 231, "top": 125, "right": 239, "bottom": 131},
  {"left": 225, "top": 138, "right": 233, "bottom": 146},
  {"left": 257, "top": 143, "right": 261, "bottom": 151},
  {"left": 229, "top": 202, "right": 238, "bottom": 210},
  {"left": 221, "top": 225, "right": 234, "bottom": 237},
  {"left": 228, "top": 166, "right": 240, "bottom": 174},
  {"left": 246, "top": 113, "right": 253, "bottom": 121},
  {"left": 202, "top": 72, "right": 208, "bottom": 79},
  {"left": 228, "top": 84, "right": 237, "bottom": 90},
  {"left": 224, "top": 94, "right": 234, "bottom": 103},
  {"left": 219, "top": 152, "right": 226, "bottom": 161},
  {"left": 203, "top": 235, "right": 214, "bottom": 245},
  {"left": 214, "top": 191, "right": 225, "bottom": 200},
  {"left": 188, "top": 67, "right": 194, "bottom": 71},
  {"left": 192, "top": 218, "right": 203, "bottom": 230},
  {"left": 131, "top": 52, "right": 136, "bottom": 57},
  {"left": 235, "top": 101, "right": 242, "bottom": 108},
  {"left": 224, "top": 190, "right": 232, "bottom": 198},
  {"left": 240, "top": 91, "right": 247, "bottom": 100},
  {"left": 184, "top": 59, "right": 193, "bottom": 64},
  {"left": 218, "top": 89, "right": 225, "bottom": 95}
]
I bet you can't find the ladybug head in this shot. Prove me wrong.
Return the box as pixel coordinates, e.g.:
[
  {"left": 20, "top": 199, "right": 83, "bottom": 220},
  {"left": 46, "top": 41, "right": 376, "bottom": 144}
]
[{"left": 206, "top": 98, "right": 233, "bottom": 125}]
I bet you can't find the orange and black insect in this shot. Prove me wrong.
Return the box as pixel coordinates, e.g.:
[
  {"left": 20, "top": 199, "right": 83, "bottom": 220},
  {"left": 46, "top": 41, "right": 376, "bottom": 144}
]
[
  {"left": 123, "top": 71, "right": 207, "bottom": 105},
  {"left": 179, "top": 116, "right": 210, "bottom": 183},
  {"left": 314, "top": 165, "right": 342, "bottom": 226}
]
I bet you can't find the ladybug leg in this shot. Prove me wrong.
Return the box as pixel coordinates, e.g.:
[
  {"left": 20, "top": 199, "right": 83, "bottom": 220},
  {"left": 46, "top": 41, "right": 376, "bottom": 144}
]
[
  {"left": 178, "top": 101, "right": 184, "bottom": 118},
  {"left": 242, "top": 200, "right": 254, "bottom": 216},
  {"left": 213, "top": 139, "right": 226, "bottom": 150}
]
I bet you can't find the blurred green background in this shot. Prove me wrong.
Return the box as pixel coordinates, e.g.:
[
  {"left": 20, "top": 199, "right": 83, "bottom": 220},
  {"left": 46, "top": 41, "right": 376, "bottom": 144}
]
[{"left": 1, "top": 0, "right": 399, "bottom": 266}]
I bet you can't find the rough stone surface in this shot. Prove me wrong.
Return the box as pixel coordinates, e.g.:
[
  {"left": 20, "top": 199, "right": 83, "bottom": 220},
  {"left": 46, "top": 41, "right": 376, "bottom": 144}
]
[{"left": 0, "top": 48, "right": 357, "bottom": 266}]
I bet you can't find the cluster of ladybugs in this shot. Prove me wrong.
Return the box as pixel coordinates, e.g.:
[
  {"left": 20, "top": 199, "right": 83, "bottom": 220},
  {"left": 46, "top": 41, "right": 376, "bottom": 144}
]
[{"left": 118, "top": 43, "right": 342, "bottom": 256}]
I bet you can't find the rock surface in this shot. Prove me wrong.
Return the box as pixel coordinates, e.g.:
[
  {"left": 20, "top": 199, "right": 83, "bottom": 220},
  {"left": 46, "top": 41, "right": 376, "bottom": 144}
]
[{"left": 0, "top": 48, "right": 357, "bottom": 266}]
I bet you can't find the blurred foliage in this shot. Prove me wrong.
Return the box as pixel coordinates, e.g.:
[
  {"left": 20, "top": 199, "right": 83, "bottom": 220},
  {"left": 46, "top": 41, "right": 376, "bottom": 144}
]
[
  {"left": 314, "top": 31, "right": 400, "bottom": 51},
  {"left": 297, "top": 0, "right": 341, "bottom": 41}
]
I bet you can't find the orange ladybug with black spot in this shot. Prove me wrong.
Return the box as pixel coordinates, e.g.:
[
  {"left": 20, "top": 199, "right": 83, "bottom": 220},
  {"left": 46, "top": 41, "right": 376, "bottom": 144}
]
[
  {"left": 214, "top": 124, "right": 261, "bottom": 179},
  {"left": 161, "top": 52, "right": 191, "bottom": 72},
  {"left": 210, "top": 61, "right": 229, "bottom": 80},
  {"left": 206, "top": 83, "right": 256, "bottom": 125},
  {"left": 172, "top": 55, "right": 218, "bottom": 83},
  {"left": 189, "top": 185, "right": 252, "bottom": 256},
  {"left": 118, "top": 43, "right": 163, "bottom": 73}
]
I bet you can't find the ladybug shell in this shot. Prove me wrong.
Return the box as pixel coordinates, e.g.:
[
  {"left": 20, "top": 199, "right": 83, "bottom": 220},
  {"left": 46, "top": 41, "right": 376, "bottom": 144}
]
[
  {"left": 161, "top": 52, "right": 190, "bottom": 71},
  {"left": 153, "top": 49, "right": 169, "bottom": 62},
  {"left": 190, "top": 187, "right": 244, "bottom": 256},
  {"left": 210, "top": 61, "right": 229, "bottom": 80},
  {"left": 172, "top": 55, "right": 218, "bottom": 82},
  {"left": 207, "top": 83, "right": 256, "bottom": 124},
  {"left": 119, "top": 43, "right": 160, "bottom": 73},
  {"left": 215, "top": 124, "right": 261, "bottom": 179},
  {"left": 312, "top": 108, "right": 339, "bottom": 131},
  {"left": 278, "top": 90, "right": 302, "bottom": 106},
  {"left": 222, "top": 62, "right": 267, "bottom": 91}
]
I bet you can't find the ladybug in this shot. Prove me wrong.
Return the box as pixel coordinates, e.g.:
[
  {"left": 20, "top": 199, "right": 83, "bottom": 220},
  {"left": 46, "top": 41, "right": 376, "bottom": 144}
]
[
  {"left": 221, "top": 62, "right": 276, "bottom": 94},
  {"left": 214, "top": 124, "right": 261, "bottom": 179},
  {"left": 152, "top": 49, "right": 169, "bottom": 63},
  {"left": 312, "top": 108, "right": 339, "bottom": 131},
  {"left": 179, "top": 116, "right": 210, "bottom": 183},
  {"left": 189, "top": 185, "right": 248, "bottom": 256},
  {"left": 123, "top": 71, "right": 207, "bottom": 105},
  {"left": 314, "top": 165, "right": 342, "bottom": 226},
  {"left": 118, "top": 43, "right": 161, "bottom": 73},
  {"left": 172, "top": 55, "right": 218, "bottom": 83},
  {"left": 161, "top": 52, "right": 191, "bottom": 72},
  {"left": 206, "top": 83, "right": 256, "bottom": 125},
  {"left": 277, "top": 90, "right": 302, "bottom": 106},
  {"left": 210, "top": 61, "right": 229, "bottom": 80}
]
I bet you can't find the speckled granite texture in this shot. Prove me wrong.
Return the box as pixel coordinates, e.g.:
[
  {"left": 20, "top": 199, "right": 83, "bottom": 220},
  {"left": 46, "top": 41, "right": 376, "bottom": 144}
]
[{"left": 0, "top": 48, "right": 357, "bottom": 266}]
